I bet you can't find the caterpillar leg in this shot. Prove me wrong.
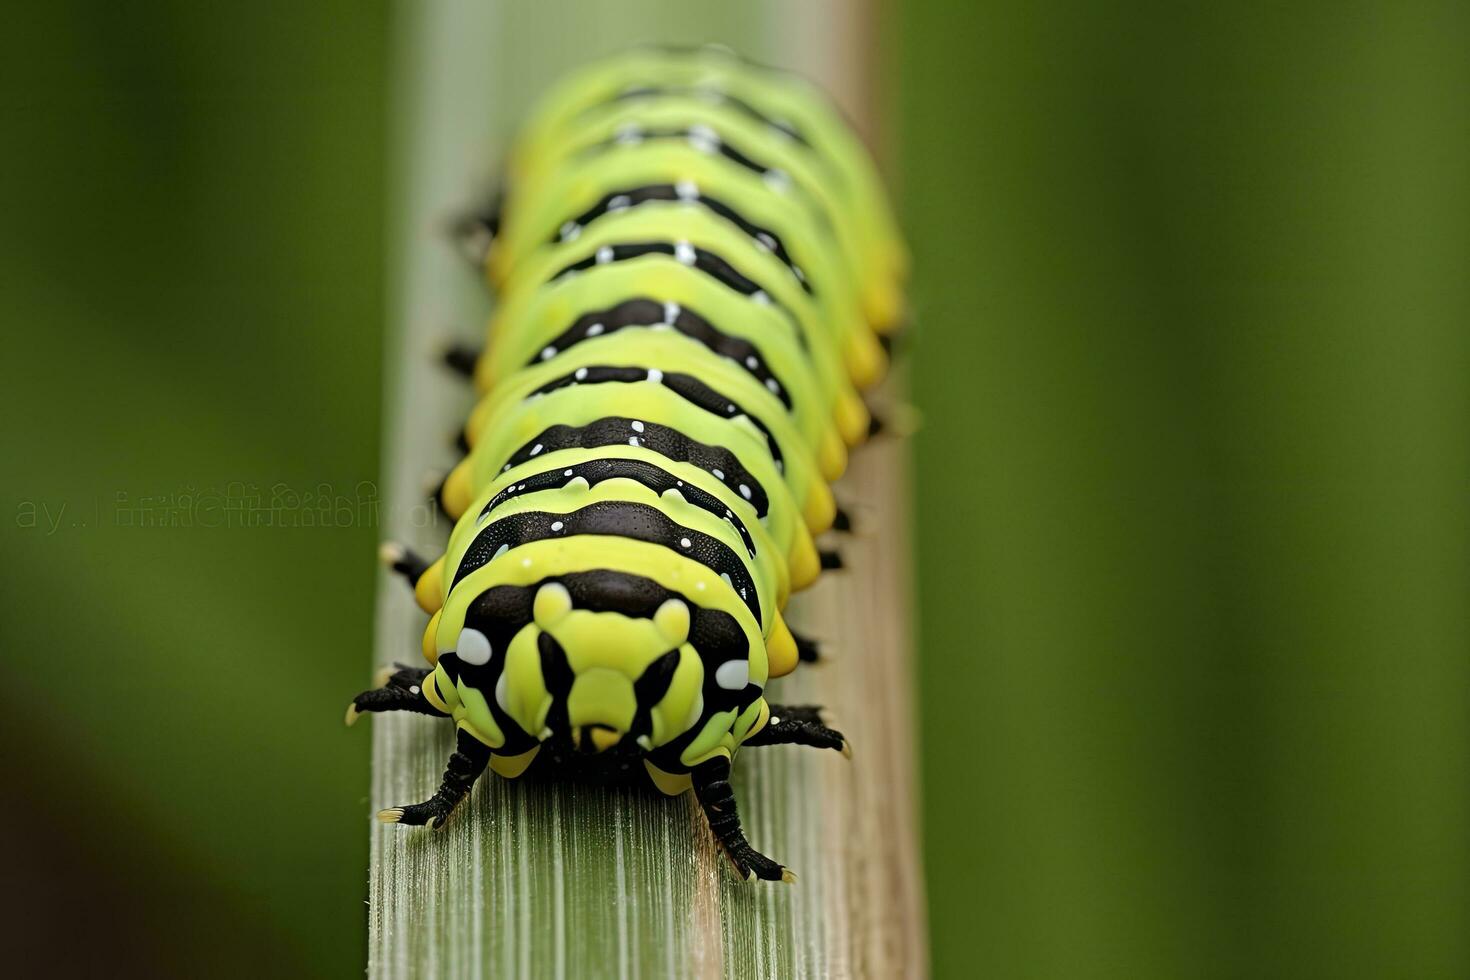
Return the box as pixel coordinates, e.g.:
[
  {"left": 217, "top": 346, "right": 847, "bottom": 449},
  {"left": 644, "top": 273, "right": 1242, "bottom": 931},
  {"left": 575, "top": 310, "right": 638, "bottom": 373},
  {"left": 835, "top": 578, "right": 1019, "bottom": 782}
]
[
  {"left": 743, "top": 704, "right": 850, "bottom": 757},
  {"left": 380, "top": 542, "right": 431, "bottom": 588},
  {"left": 449, "top": 197, "right": 501, "bottom": 268},
  {"left": 442, "top": 342, "right": 482, "bottom": 380},
  {"left": 864, "top": 402, "right": 922, "bottom": 440},
  {"left": 878, "top": 321, "right": 911, "bottom": 358},
  {"left": 345, "top": 663, "right": 445, "bottom": 724},
  {"left": 378, "top": 728, "right": 491, "bottom": 829},
  {"left": 692, "top": 756, "right": 793, "bottom": 883},
  {"left": 818, "top": 548, "right": 845, "bottom": 571},
  {"left": 831, "top": 505, "right": 855, "bottom": 533},
  {"left": 791, "top": 629, "right": 823, "bottom": 663}
]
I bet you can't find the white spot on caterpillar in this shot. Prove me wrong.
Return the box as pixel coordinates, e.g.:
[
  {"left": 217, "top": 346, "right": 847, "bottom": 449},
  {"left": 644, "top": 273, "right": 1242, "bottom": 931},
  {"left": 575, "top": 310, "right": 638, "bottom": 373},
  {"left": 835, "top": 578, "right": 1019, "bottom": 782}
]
[
  {"left": 586, "top": 322, "right": 604, "bottom": 336},
  {"left": 551, "top": 520, "right": 564, "bottom": 532},
  {"left": 793, "top": 266, "right": 806, "bottom": 283},
  {"left": 663, "top": 301, "right": 680, "bottom": 324},
  {"left": 596, "top": 245, "right": 614, "bottom": 265},
  {"left": 457, "top": 627, "right": 492, "bottom": 666},
  {"left": 715, "top": 660, "right": 748, "bottom": 691},
  {"left": 564, "top": 469, "right": 574, "bottom": 477},
  {"left": 756, "top": 232, "right": 777, "bottom": 251},
  {"left": 646, "top": 368, "right": 663, "bottom": 383},
  {"left": 530, "top": 443, "right": 544, "bottom": 456},
  {"left": 631, "top": 420, "right": 645, "bottom": 433},
  {"left": 679, "top": 537, "right": 692, "bottom": 549},
  {"left": 738, "top": 484, "right": 752, "bottom": 500},
  {"left": 711, "top": 468, "right": 724, "bottom": 480},
  {"left": 628, "top": 437, "right": 640, "bottom": 447},
  {"left": 751, "top": 290, "right": 771, "bottom": 306},
  {"left": 615, "top": 124, "right": 642, "bottom": 145},
  {"left": 559, "top": 221, "right": 578, "bottom": 241},
  {"left": 745, "top": 355, "right": 759, "bottom": 369},
  {"left": 727, "top": 404, "right": 737, "bottom": 413},
  {"left": 575, "top": 367, "right": 588, "bottom": 381},
  {"left": 675, "top": 241, "right": 696, "bottom": 266},
  {"left": 493, "top": 543, "right": 509, "bottom": 560},
  {"left": 765, "top": 378, "right": 780, "bottom": 393},
  {"left": 720, "top": 572, "right": 733, "bottom": 588},
  {"left": 764, "top": 169, "right": 791, "bottom": 192},
  {"left": 608, "top": 194, "right": 631, "bottom": 211},
  {"left": 675, "top": 180, "right": 698, "bottom": 201},
  {"left": 687, "top": 125, "right": 719, "bottom": 153},
  {"left": 540, "top": 346, "right": 557, "bottom": 360},
  {"left": 409, "top": 685, "right": 420, "bottom": 695}
]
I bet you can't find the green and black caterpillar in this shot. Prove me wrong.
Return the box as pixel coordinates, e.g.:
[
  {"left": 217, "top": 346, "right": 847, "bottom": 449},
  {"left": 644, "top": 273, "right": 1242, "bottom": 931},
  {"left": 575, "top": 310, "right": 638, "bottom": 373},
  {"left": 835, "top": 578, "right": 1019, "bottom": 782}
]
[{"left": 347, "top": 46, "right": 906, "bottom": 883}]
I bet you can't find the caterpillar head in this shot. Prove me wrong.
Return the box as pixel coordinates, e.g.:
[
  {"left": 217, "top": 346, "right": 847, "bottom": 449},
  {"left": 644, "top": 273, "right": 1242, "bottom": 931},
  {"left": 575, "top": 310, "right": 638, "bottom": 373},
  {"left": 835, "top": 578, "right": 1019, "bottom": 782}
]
[
  {"left": 442, "top": 571, "right": 755, "bottom": 783},
  {"left": 528, "top": 580, "right": 690, "bottom": 757}
]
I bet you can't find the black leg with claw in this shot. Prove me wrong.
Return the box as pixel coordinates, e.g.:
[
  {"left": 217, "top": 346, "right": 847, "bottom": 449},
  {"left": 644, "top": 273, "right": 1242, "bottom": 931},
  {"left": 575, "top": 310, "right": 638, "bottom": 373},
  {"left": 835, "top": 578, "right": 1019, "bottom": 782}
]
[
  {"left": 378, "top": 728, "right": 490, "bottom": 830},
  {"left": 382, "top": 543, "right": 431, "bottom": 589},
  {"left": 346, "top": 664, "right": 444, "bottom": 724},
  {"left": 743, "top": 704, "right": 850, "bottom": 757},
  {"left": 692, "top": 756, "right": 793, "bottom": 883}
]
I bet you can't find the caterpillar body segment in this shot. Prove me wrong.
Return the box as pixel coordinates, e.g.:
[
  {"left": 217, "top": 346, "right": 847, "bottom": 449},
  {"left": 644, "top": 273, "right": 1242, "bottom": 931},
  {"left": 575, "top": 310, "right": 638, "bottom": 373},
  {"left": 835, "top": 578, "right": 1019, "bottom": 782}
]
[
  {"left": 490, "top": 107, "right": 886, "bottom": 388},
  {"left": 502, "top": 46, "right": 908, "bottom": 330},
  {"left": 477, "top": 204, "right": 873, "bottom": 448},
  {"left": 353, "top": 49, "right": 903, "bottom": 883}
]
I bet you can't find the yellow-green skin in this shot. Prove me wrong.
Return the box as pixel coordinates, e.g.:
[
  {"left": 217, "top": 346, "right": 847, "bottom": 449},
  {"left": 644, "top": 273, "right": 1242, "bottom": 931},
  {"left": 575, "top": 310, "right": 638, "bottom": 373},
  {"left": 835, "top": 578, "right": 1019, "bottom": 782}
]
[
  {"left": 503, "top": 46, "right": 908, "bottom": 333},
  {"left": 417, "top": 50, "right": 904, "bottom": 792}
]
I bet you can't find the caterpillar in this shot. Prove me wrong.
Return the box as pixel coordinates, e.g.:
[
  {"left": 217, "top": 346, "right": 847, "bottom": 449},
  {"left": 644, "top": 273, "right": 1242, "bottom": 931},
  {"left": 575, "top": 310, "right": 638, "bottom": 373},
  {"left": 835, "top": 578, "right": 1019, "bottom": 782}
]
[{"left": 347, "top": 45, "right": 906, "bottom": 883}]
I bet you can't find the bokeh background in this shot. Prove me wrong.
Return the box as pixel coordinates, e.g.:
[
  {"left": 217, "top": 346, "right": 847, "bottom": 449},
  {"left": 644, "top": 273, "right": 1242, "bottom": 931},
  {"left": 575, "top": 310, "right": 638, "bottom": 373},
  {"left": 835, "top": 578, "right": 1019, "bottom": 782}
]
[{"left": 3, "top": 1, "right": 1467, "bottom": 977}]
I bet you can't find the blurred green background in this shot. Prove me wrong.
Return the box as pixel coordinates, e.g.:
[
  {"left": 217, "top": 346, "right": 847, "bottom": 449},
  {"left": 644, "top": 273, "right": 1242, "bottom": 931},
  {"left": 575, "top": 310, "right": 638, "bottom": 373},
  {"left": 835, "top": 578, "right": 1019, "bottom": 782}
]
[{"left": 3, "top": 1, "right": 1467, "bottom": 977}]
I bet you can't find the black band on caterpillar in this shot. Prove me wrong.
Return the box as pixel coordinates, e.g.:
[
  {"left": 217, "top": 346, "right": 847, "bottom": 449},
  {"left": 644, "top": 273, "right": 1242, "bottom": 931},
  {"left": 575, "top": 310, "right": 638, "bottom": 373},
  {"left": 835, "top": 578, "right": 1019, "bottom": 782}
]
[
  {"left": 553, "top": 184, "right": 813, "bottom": 295},
  {"left": 451, "top": 500, "right": 763, "bottom": 622},
  {"left": 447, "top": 571, "right": 751, "bottom": 674},
  {"left": 527, "top": 365, "right": 786, "bottom": 471},
  {"left": 580, "top": 126, "right": 834, "bottom": 234},
  {"left": 549, "top": 242, "right": 799, "bottom": 336},
  {"left": 604, "top": 85, "right": 814, "bottom": 148},
  {"left": 528, "top": 297, "right": 794, "bottom": 408},
  {"left": 500, "top": 417, "right": 771, "bottom": 517},
  {"left": 478, "top": 456, "right": 758, "bottom": 558}
]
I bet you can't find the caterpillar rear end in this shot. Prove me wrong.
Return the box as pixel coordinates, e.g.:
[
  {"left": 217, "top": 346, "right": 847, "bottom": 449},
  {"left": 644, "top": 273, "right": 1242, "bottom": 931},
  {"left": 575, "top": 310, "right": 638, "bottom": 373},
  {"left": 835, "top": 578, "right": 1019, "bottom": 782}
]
[{"left": 347, "top": 45, "right": 906, "bottom": 883}]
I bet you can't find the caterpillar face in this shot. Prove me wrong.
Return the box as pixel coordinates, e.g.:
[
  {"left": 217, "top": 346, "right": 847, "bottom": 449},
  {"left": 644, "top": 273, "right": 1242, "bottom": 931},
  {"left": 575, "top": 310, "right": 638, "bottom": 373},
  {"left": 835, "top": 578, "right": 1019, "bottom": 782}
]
[{"left": 427, "top": 563, "right": 767, "bottom": 783}]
